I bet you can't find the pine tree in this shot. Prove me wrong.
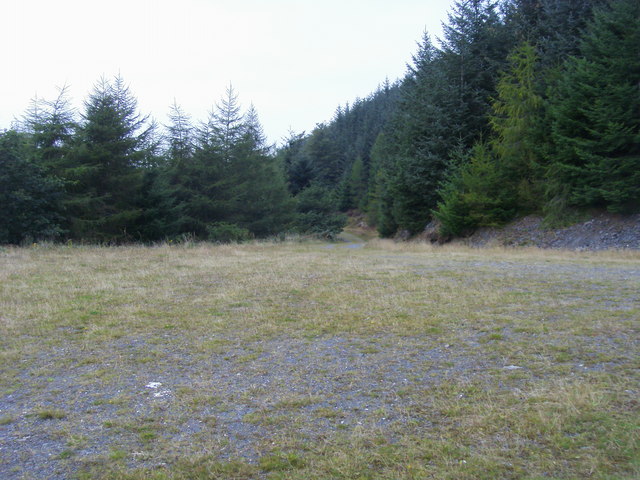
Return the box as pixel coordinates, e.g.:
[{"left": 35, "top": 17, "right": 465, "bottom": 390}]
[
  {"left": 222, "top": 105, "right": 294, "bottom": 237},
  {"left": 434, "top": 42, "right": 546, "bottom": 236},
  {"left": 166, "top": 101, "right": 194, "bottom": 165},
  {"left": 365, "top": 133, "right": 395, "bottom": 234},
  {"left": 380, "top": 33, "right": 454, "bottom": 234},
  {"left": 439, "top": 0, "right": 512, "bottom": 144},
  {"left": 22, "top": 85, "right": 77, "bottom": 177},
  {"left": 65, "top": 75, "right": 154, "bottom": 242},
  {"left": 277, "top": 131, "right": 315, "bottom": 195},
  {"left": 208, "top": 84, "right": 244, "bottom": 161},
  {"left": 161, "top": 90, "right": 293, "bottom": 240},
  {"left": 548, "top": 0, "right": 640, "bottom": 213},
  {"left": 490, "top": 41, "right": 545, "bottom": 212},
  {"left": 0, "top": 130, "right": 63, "bottom": 243},
  {"left": 304, "top": 124, "right": 344, "bottom": 186}
]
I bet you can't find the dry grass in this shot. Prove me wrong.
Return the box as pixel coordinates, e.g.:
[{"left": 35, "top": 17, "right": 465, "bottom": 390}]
[{"left": 0, "top": 240, "right": 638, "bottom": 479}]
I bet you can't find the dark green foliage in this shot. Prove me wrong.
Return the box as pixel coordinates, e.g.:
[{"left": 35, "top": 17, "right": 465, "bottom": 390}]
[
  {"left": 548, "top": 0, "right": 640, "bottom": 213},
  {"left": 63, "top": 76, "right": 155, "bottom": 242},
  {"left": 0, "top": 130, "right": 63, "bottom": 244},
  {"left": 158, "top": 87, "right": 294, "bottom": 240},
  {"left": 439, "top": 0, "right": 513, "bottom": 144},
  {"left": 383, "top": 34, "right": 456, "bottom": 234},
  {"left": 503, "top": 0, "right": 608, "bottom": 66},
  {"left": 537, "top": 0, "right": 609, "bottom": 67},
  {"left": 373, "top": 1, "right": 513, "bottom": 236},
  {"left": 304, "top": 123, "right": 344, "bottom": 186},
  {"left": 278, "top": 131, "right": 314, "bottom": 195},
  {"left": 22, "top": 85, "right": 77, "bottom": 177},
  {"left": 206, "top": 222, "right": 253, "bottom": 243},
  {"left": 435, "top": 42, "right": 546, "bottom": 236},
  {"left": 2, "top": 0, "right": 635, "bottom": 244},
  {"left": 278, "top": 83, "right": 400, "bottom": 213},
  {"left": 338, "top": 156, "right": 367, "bottom": 211},
  {"left": 435, "top": 143, "right": 516, "bottom": 237},
  {"left": 293, "top": 184, "right": 347, "bottom": 238}
]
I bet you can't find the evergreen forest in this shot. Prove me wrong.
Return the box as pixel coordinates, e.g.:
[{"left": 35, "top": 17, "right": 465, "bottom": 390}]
[{"left": 1, "top": 0, "right": 638, "bottom": 244}]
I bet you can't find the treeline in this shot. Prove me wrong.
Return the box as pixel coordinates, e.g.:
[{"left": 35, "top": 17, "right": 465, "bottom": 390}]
[
  {"left": 279, "top": 0, "right": 639, "bottom": 238},
  {"left": 0, "top": 80, "right": 345, "bottom": 244},
  {"left": 2, "top": 0, "right": 638, "bottom": 245}
]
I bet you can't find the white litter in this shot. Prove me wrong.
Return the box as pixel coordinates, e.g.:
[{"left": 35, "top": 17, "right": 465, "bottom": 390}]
[{"left": 146, "top": 382, "right": 162, "bottom": 389}]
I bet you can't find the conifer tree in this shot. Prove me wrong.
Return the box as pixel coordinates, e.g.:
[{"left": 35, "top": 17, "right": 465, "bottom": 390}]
[
  {"left": 0, "top": 130, "right": 63, "bottom": 243},
  {"left": 548, "top": 0, "right": 640, "bottom": 213},
  {"left": 380, "top": 33, "right": 454, "bottom": 234},
  {"left": 222, "top": 104, "right": 294, "bottom": 237},
  {"left": 490, "top": 41, "right": 545, "bottom": 211},
  {"left": 434, "top": 42, "right": 546, "bottom": 235},
  {"left": 22, "top": 86, "right": 77, "bottom": 177},
  {"left": 65, "top": 75, "right": 154, "bottom": 241}
]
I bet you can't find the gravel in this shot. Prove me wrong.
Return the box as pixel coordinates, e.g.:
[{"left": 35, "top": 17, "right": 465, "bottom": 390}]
[{"left": 463, "top": 213, "right": 640, "bottom": 250}]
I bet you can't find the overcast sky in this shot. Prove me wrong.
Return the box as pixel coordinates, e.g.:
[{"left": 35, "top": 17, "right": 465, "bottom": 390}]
[{"left": 1, "top": 0, "right": 454, "bottom": 145}]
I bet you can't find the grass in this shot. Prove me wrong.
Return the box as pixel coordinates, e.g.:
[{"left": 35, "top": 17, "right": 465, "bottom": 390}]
[
  {"left": 0, "top": 240, "right": 638, "bottom": 479},
  {"left": 35, "top": 408, "right": 67, "bottom": 420}
]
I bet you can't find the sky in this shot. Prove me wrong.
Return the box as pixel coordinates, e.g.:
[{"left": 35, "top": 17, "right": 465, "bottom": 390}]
[{"left": 1, "top": 0, "right": 454, "bottom": 145}]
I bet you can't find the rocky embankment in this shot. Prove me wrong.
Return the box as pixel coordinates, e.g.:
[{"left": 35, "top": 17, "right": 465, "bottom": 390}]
[{"left": 456, "top": 213, "right": 640, "bottom": 250}]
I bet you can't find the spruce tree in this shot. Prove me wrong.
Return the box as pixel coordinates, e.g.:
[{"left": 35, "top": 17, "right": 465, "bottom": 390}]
[
  {"left": 434, "top": 42, "right": 546, "bottom": 235},
  {"left": 222, "top": 104, "right": 294, "bottom": 237},
  {"left": 22, "top": 86, "right": 77, "bottom": 177},
  {"left": 162, "top": 90, "right": 293, "bottom": 240},
  {"left": 65, "top": 76, "right": 154, "bottom": 242},
  {"left": 0, "top": 130, "right": 63, "bottom": 243},
  {"left": 548, "top": 0, "right": 640, "bottom": 213},
  {"left": 489, "top": 41, "right": 545, "bottom": 212},
  {"left": 382, "top": 33, "right": 454, "bottom": 234}
]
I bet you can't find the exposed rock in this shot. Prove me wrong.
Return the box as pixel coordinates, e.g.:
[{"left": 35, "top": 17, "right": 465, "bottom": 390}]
[
  {"left": 422, "top": 220, "right": 442, "bottom": 243},
  {"left": 459, "top": 213, "right": 640, "bottom": 250}
]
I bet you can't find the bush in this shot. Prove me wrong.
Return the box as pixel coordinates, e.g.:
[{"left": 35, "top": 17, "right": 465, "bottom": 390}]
[{"left": 206, "top": 222, "right": 253, "bottom": 243}]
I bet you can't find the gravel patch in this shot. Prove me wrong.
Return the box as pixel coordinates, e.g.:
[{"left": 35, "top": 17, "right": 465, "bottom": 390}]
[
  {"left": 1, "top": 247, "right": 638, "bottom": 479},
  {"left": 463, "top": 213, "right": 640, "bottom": 250}
]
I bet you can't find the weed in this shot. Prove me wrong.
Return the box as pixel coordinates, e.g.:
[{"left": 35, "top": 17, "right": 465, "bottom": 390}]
[
  {"left": 35, "top": 409, "right": 66, "bottom": 420},
  {"left": 0, "top": 416, "right": 14, "bottom": 425},
  {"left": 259, "top": 451, "right": 305, "bottom": 472}
]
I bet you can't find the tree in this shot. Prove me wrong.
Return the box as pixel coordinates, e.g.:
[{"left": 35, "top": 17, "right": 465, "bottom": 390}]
[
  {"left": 434, "top": 42, "right": 546, "bottom": 236},
  {"left": 338, "top": 156, "right": 367, "bottom": 211},
  {"left": 366, "top": 133, "right": 398, "bottom": 236},
  {"left": 548, "top": 0, "right": 640, "bottom": 213},
  {"left": 293, "top": 183, "right": 346, "bottom": 238},
  {"left": 64, "top": 75, "right": 155, "bottom": 242},
  {"left": 379, "top": 33, "right": 455, "bottom": 234},
  {"left": 434, "top": 143, "right": 516, "bottom": 237},
  {"left": 0, "top": 130, "right": 63, "bottom": 244},
  {"left": 222, "top": 105, "right": 294, "bottom": 237},
  {"left": 304, "top": 123, "right": 344, "bottom": 186},
  {"left": 207, "top": 84, "right": 244, "bottom": 161},
  {"left": 22, "top": 85, "right": 77, "bottom": 177},
  {"left": 439, "top": 0, "right": 512, "bottom": 144},
  {"left": 489, "top": 41, "right": 545, "bottom": 212},
  {"left": 160, "top": 89, "right": 293, "bottom": 240},
  {"left": 165, "top": 100, "right": 194, "bottom": 165}
]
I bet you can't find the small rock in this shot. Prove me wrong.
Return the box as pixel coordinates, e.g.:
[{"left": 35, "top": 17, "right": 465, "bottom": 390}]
[
  {"left": 503, "top": 365, "right": 522, "bottom": 370},
  {"left": 145, "top": 382, "right": 162, "bottom": 389}
]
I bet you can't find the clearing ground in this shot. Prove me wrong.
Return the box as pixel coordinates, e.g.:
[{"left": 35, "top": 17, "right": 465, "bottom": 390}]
[{"left": 0, "top": 240, "right": 638, "bottom": 479}]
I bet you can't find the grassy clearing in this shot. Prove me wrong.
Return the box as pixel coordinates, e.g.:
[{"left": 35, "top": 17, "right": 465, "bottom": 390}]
[{"left": 1, "top": 240, "right": 638, "bottom": 479}]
